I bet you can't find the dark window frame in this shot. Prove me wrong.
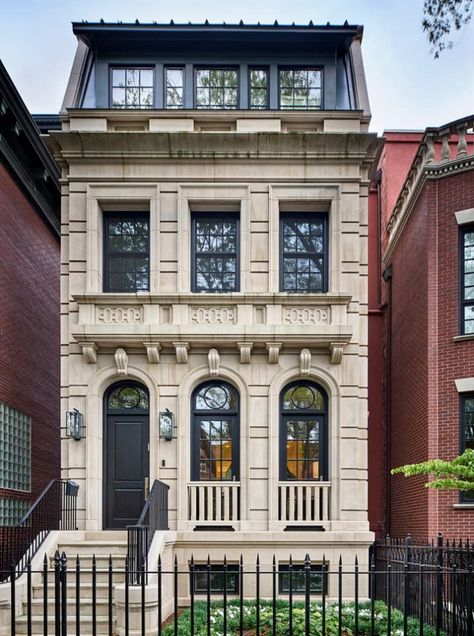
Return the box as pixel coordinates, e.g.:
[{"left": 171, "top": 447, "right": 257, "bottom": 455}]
[
  {"left": 109, "top": 65, "right": 155, "bottom": 110},
  {"left": 191, "top": 381, "right": 240, "bottom": 482},
  {"left": 459, "top": 225, "right": 474, "bottom": 335},
  {"left": 460, "top": 393, "right": 474, "bottom": 502},
  {"left": 194, "top": 66, "right": 240, "bottom": 109},
  {"left": 279, "top": 381, "right": 328, "bottom": 482},
  {"left": 278, "top": 66, "right": 324, "bottom": 110},
  {"left": 248, "top": 67, "right": 270, "bottom": 110},
  {"left": 103, "top": 212, "right": 150, "bottom": 293},
  {"left": 278, "top": 563, "right": 326, "bottom": 595},
  {"left": 191, "top": 212, "right": 240, "bottom": 293},
  {"left": 279, "top": 212, "right": 328, "bottom": 293},
  {"left": 164, "top": 66, "right": 185, "bottom": 109},
  {"left": 190, "top": 564, "right": 240, "bottom": 594}
]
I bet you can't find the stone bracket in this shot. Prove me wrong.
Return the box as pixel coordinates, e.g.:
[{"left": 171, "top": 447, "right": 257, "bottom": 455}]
[
  {"left": 300, "top": 348, "right": 311, "bottom": 375},
  {"left": 114, "top": 347, "right": 128, "bottom": 375},
  {"left": 208, "top": 348, "right": 220, "bottom": 376},
  {"left": 266, "top": 342, "right": 282, "bottom": 364},
  {"left": 173, "top": 341, "right": 190, "bottom": 364},
  {"left": 144, "top": 341, "right": 161, "bottom": 364},
  {"left": 237, "top": 341, "right": 253, "bottom": 364},
  {"left": 79, "top": 341, "right": 98, "bottom": 364},
  {"left": 330, "top": 342, "right": 346, "bottom": 365}
]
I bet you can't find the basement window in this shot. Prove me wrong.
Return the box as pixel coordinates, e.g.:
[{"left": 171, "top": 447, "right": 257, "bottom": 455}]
[{"left": 191, "top": 563, "right": 239, "bottom": 594}]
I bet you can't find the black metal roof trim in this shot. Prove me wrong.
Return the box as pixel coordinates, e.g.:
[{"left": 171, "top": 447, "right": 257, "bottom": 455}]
[{"left": 32, "top": 114, "right": 62, "bottom": 133}]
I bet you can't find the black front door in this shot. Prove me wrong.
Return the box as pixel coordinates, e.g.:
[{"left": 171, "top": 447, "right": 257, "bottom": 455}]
[{"left": 105, "top": 414, "right": 149, "bottom": 529}]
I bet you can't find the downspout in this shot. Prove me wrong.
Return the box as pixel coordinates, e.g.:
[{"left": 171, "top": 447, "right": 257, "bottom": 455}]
[{"left": 382, "top": 264, "right": 393, "bottom": 536}]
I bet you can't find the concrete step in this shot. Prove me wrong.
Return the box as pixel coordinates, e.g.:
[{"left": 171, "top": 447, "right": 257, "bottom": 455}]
[
  {"left": 16, "top": 615, "right": 116, "bottom": 635},
  {"left": 49, "top": 554, "right": 127, "bottom": 568},
  {"left": 32, "top": 582, "right": 118, "bottom": 600},
  {"left": 57, "top": 540, "right": 128, "bottom": 556},
  {"left": 24, "top": 598, "right": 117, "bottom": 618}
]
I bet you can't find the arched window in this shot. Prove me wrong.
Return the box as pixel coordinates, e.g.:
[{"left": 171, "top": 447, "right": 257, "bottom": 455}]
[
  {"left": 191, "top": 381, "right": 239, "bottom": 481},
  {"left": 280, "top": 381, "right": 327, "bottom": 481},
  {"left": 106, "top": 382, "right": 149, "bottom": 411}
]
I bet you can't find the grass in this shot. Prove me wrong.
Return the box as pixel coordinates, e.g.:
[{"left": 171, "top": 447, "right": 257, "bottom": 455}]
[{"left": 161, "top": 598, "right": 446, "bottom": 635}]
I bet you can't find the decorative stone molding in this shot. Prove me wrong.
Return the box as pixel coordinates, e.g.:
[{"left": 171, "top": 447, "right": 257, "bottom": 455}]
[
  {"left": 173, "top": 342, "right": 190, "bottom": 364},
  {"left": 284, "top": 307, "right": 329, "bottom": 325},
  {"left": 144, "top": 342, "right": 161, "bottom": 364},
  {"left": 97, "top": 306, "right": 143, "bottom": 324},
  {"left": 329, "top": 342, "right": 346, "bottom": 365},
  {"left": 455, "top": 208, "right": 474, "bottom": 226},
  {"left": 79, "top": 341, "right": 97, "bottom": 364},
  {"left": 300, "top": 348, "right": 311, "bottom": 375},
  {"left": 208, "top": 349, "right": 220, "bottom": 376},
  {"left": 266, "top": 342, "right": 282, "bottom": 364},
  {"left": 114, "top": 348, "right": 128, "bottom": 375},
  {"left": 237, "top": 341, "right": 253, "bottom": 364},
  {"left": 455, "top": 377, "right": 474, "bottom": 393},
  {"left": 191, "top": 307, "right": 236, "bottom": 324}
]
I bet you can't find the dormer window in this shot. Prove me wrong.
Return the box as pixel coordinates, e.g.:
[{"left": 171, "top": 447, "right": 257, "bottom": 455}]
[
  {"left": 111, "top": 68, "right": 154, "bottom": 109},
  {"left": 279, "top": 68, "right": 322, "bottom": 110},
  {"left": 195, "top": 69, "right": 238, "bottom": 109}
]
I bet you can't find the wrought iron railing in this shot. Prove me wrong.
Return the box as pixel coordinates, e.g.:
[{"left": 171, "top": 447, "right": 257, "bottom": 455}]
[
  {"left": 127, "top": 479, "right": 169, "bottom": 585},
  {"left": 0, "top": 479, "right": 79, "bottom": 581}
]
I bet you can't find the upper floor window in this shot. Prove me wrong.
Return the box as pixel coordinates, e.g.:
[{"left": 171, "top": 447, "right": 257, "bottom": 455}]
[
  {"left": 195, "top": 69, "right": 238, "bottom": 109},
  {"left": 280, "top": 213, "right": 328, "bottom": 293},
  {"left": 103, "top": 213, "right": 150, "bottom": 292},
  {"left": 111, "top": 68, "right": 154, "bottom": 109},
  {"left": 191, "top": 213, "right": 239, "bottom": 293},
  {"left": 279, "top": 68, "right": 322, "bottom": 110},
  {"left": 461, "top": 394, "right": 474, "bottom": 502},
  {"left": 165, "top": 68, "right": 184, "bottom": 109},
  {"left": 460, "top": 227, "right": 474, "bottom": 334},
  {"left": 249, "top": 68, "right": 269, "bottom": 109}
]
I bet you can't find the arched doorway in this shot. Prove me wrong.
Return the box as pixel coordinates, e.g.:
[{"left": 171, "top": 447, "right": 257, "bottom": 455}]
[{"left": 103, "top": 381, "right": 149, "bottom": 529}]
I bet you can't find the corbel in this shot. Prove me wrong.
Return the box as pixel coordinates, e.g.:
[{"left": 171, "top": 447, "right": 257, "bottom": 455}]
[
  {"left": 144, "top": 341, "right": 161, "bottom": 364},
  {"left": 114, "top": 347, "right": 128, "bottom": 375},
  {"left": 330, "top": 342, "right": 346, "bottom": 365},
  {"left": 300, "top": 348, "right": 311, "bottom": 375},
  {"left": 79, "top": 341, "right": 98, "bottom": 364},
  {"left": 237, "top": 342, "right": 253, "bottom": 364},
  {"left": 266, "top": 342, "right": 282, "bottom": 364},
  {"left": 208, "top": 349, "right": 220, "bottom": 376},
  {"left": 173, "top": 341, "right": 190, "bottom": 364}
]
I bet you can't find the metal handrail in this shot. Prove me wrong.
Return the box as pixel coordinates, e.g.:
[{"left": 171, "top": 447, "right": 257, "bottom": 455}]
[
  {"left": 0, "top": 479, "right": 79, "bottom": 581},
  {"left": 127, "top": 479, "right": 169, "bottom": 585}
]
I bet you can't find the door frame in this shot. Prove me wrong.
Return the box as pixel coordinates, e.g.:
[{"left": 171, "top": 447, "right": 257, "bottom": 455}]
[{"left": 102, "top": 380, "right": 150, "bottom": 530}]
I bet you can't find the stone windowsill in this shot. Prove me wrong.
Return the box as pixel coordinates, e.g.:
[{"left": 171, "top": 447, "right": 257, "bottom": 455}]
[{"left": 453, "top": 334, "right": 474, "bottom": 343}]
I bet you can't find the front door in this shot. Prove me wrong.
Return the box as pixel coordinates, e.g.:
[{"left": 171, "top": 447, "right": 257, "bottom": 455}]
[{"left": 104, "top": 382, "right": 149, "bottom": 529}]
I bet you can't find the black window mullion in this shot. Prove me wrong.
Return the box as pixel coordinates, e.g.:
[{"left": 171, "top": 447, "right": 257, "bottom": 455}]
[
  {"left": 192, "top": 213, "right": 239, "bottom": 292},
  {"left": 104, "top": 213, "right": 149, "bottom": 292}
]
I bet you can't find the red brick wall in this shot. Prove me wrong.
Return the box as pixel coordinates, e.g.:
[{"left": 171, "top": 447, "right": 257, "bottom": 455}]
[{"left": 0, "top": 162, "right": 60, "bottom": 506}]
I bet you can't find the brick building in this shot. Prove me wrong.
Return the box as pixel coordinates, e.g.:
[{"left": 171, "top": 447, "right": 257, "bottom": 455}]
[
  {"left": 369, "top": 123, "right": 474, "bottom": 539},
  {"left": 0, "top": 61, "right": 61, "bottom": 524}
]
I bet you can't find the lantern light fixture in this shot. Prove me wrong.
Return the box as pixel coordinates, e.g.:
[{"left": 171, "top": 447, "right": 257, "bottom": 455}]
[
  {"left": 66, "top": 409, "right": 85, "bottom": 441},
  {"left": 159, "top": 408, "right": 176, "bottom": 441}
]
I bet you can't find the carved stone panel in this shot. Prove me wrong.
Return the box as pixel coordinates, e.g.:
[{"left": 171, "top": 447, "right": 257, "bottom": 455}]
[
  {"left": 191, "top": 307, "right": 236, "bottom": 324},
  {"left": 283, "top": 307, "right": 329, "bottom": 325},
  {"left": 97, "top": 306, "right": 143, "bottom": 324}
]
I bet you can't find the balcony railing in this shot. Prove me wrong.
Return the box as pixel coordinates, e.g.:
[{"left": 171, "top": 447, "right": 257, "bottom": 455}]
[
  {"left": 187, "top": 482, "right": 240, "bottom": 524},
  {"left": 278, "top": 481, "right": 330, "bottom": 523}
]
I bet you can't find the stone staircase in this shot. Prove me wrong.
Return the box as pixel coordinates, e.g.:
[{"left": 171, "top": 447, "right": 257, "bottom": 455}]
[{"left": 16, "top": 531, "right": 128, "bottom": 635}]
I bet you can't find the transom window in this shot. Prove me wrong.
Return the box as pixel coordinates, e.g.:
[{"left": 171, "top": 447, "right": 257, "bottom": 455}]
[
  {"left": 111, "top": 68, "right": 154, "bottom": 109},
  {"left": 192, "top": 382, "right": 239, "bottom": 481},
  {"left": 460, "top": 227, "right": 474, "bottom": 334},
  {"left": 195, "top": 69, "right": 238, "bottom": 109},
  {"left": 280, "top": 213, "right": 328, "bottom": 293},
  {"left": 461, "top": 394, "right": 474, "bottom": 502},
  {"left": 249, "top": 68, "right": 269, "bottom": 109},
  {"left": 192, "top": 213, "right": 239, "bottom": 293},
  {"left": 279, "top": 68, "right": 322, "bottom": 110},
  {"left": 280, "top": 382, "right": 327, "bottom": 481},
  {"left": 165, "top": 68, "right": 184, "bottom": 109},
  {"left": 107, "top": 383, "right": 149, "bottom": 411},
  {"left": 103, "top": 213, "right": 150, "bottom": 292}
]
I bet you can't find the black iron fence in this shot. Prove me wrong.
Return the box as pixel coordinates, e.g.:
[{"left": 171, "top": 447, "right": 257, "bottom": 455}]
[
  {"left": 2, "top": 550, "right": 473, "bottom": 636},
  {"left": 0, "top": 480, "right": 79, "bottom": 582}
]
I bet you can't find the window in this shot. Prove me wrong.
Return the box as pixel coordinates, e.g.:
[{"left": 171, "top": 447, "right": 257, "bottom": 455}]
[
  {"left": 279, "top": 68, "right": 322, "bottom": 110},
  {"left": 111, "top": 68, "right": 154, "bottom": 109},
  {"left": 191, "top": 564, "right": 239, "bottom": 594},
  {"left": 461, "top": 394, "right": 474, "bottom": 501},
  {"left": 165, "top": 68, "right": 184, "bottom": 109},
  {"left": 107, "top": 383, "right": 149, "bottom": 411},
  {"left": 0, "top": 402, "right": 31, "bottom": 491},
  {"left": 249, "top": 68, "right": 269, "bottom": 109},
  {"left": 195, "top": 69, "right": 238, "bottom": 109},
  {"left": 103, "top": 213, "right": 150, "bottom": 292},
  {"left": 460, "top": 227, "right": 474, "bottom": 334},
  {"left": 192, "top": 213, "right": 239, "bottom": 293},
  {"left": 192, "top": 382, "right": 239, "bottom": 481},
  {"left": 279, "top": 564, "right": 325, "bottom": 594},
  {"left": 0, "top": 498, "right": 31, "bottom": 526},
  {"left": 280, "top": 213, "right": 328, "bottom": 293},
  {"left": 279, "top": 382, "right": 327, "bottom": 481}
]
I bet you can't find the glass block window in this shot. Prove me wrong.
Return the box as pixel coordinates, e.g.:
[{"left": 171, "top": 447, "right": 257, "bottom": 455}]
[
  {"left": 103, "top": 213, "right": 150, "bottom": 292},
  {"left": 280, "top": 213, "right": 328, "bottom": 293},
  {"left": 249, "top": 68, "right": 269, "bottom": 109},
  {"left": 279, "top": 68, "right": 322, "bottom": 110},
  {"left": 0, "top": 498, "right": 31, "bottom": 526},
  {"left": 279, "top": 564, "right": 325, "bottom": 594},
  {"left": 460, "top": 227, "right": 474, "bottom": 334},
  {"left": 195, "top": 69, "right": 238, "bottom": 109},
  {"left": 461, "top": 394, "right": 474, "bottom": 502},
  {"left": 191, "top": 213, "right": 239, "bottom": 292},
  {"left": 191, "top": 564, "right": 239, "bottom": 594},
  {"left": 111, "top": 68, "right": 154, "bottom": 109},
  {"left": 0, "top": 402, "right": 31, "bottom": 491},
  {"left": 165, "top": 68, "right": 184, "bottom": 109}
]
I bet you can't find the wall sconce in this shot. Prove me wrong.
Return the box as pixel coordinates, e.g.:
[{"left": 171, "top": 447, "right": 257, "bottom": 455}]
[
  {"left": 66, "top": 409, "right": 85, "bottom": 441},
  {"left": 159, "top": 409, "right": 176, "bottom": 441}
]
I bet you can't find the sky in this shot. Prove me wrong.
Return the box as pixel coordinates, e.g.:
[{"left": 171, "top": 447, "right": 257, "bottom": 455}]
[{"left": 0, "top": 0, "right": 473, "bottom": 134}]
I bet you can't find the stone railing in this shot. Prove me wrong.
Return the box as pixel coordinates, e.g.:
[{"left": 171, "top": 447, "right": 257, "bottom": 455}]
[
  {"left": 386, "top": 115, "right": 474, "bottom": 249},
  {"left": 278, "top": 481, "right": 331, "bottom": 524},
  {"left": 187, "top": 482, "right": 240, "bottom": 524}
]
